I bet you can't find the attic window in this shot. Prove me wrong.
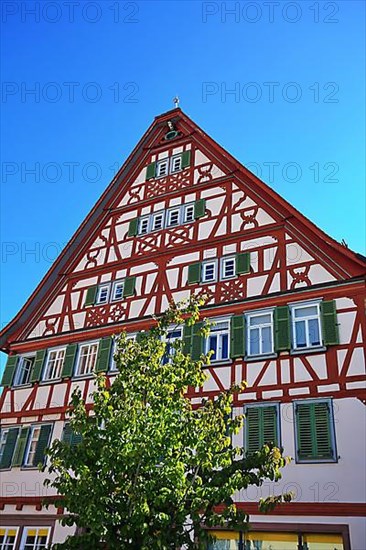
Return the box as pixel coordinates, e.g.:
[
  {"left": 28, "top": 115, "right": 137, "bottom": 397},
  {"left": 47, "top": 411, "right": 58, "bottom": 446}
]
[{"left": 156, "top": 159, "right": 169, "bottom": 178}]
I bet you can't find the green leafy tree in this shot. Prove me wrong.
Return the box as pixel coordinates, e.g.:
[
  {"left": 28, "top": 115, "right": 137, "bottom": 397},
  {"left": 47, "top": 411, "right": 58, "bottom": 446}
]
[{"left": 44, "top": 298, "right": 290, "bottom": 549}]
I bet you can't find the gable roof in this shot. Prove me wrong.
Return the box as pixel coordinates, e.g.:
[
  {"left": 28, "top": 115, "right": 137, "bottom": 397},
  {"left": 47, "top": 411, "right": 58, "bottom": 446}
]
[{"left": 1, "top": 108, "right": 365, "bottom": 350}]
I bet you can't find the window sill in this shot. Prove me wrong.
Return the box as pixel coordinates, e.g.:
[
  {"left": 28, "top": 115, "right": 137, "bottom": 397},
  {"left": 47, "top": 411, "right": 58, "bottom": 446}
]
[
  {"left": 295, "top": 457, "right": 338, "bottom": 464},
  {"left": 291, "top": 346, "right": 326, "bottom": 356},
  {"left": 73, "top": 373, "right": 94, "bottom": 381},
  {"left": 39, "top": 378, "right": 63, "bottom": 386},
  {"left": 204, "top": 359, "right": 233, "bottom": 367},
  {"left": 12, "top": 383, "right": 32, "bottom": 389},
  {"left": 245, "top": 353, "right": 277, "bottom": 362}
]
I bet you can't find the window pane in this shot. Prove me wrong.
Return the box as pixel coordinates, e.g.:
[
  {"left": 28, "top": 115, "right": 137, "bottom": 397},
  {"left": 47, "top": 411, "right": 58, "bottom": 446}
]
[
  {"left": 139, "top": 218, "right": 149, "bottom": 234},
  {"left": 208, "top": 335, "right": 217, "bottom": 360},
  {"left": 295, "top": 320, "right": 307, "bottom": 347},
  {"left": 249, "top": 328, "right": 260, "bottom": 355},
  {"left": 261, "top": 326, "right": 272, "bottom": 354},
  {"left": 223, "top": 259, "right": 235, "bottom": 278},
  {"left": 308, "top": 318, "right": 321, "bottom": 346},
  {"left": 168, "top": 209, "right": 180, "bottom": 226},
  {"left": 249, "top": 314, "right": 271, "bottom": 326},
  {"left": 152, "top": 214, "right": 164, "bottom": 230},
  {"left": 203, "top": 263, "right": 216, "bottom": 281},
  {"left": 184, "top": 205, "right": 194, "bottom": 222},
  {"left": 171, "top": 156, "right": 182, "bottom": 172},
  {"left": 294, "top": 305, "right": 318, "bottom": 318},
  {"left": 113, "top": 283, "right": 124, "bottom": 301},
  {"left": 221, "top": 334, "right": 229, "bottom": 359},
  {"left": 157, "top": 161, "right": 168, "bottom": 177}
]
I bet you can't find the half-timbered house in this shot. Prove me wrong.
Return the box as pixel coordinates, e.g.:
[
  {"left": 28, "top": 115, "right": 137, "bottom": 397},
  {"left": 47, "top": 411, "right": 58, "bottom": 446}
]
[{"left": 0, "top": 108, "right": 365, "bottom": 550}]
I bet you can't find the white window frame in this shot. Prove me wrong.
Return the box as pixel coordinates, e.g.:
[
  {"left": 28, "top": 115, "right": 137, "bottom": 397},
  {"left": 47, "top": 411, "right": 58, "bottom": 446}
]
[
  {"left": 163, "top": 326, "right": 183, "bottom": 364},
  {"left": 23, "top": 425, "right": 42, "bottom": 467},
  {"left": 19, "top": 527, "right": 50, "bottom": 550},
  {"left": 14, "top": 355, "right": 35, "bottom": 386},
  {"left": 138, "top": 216, "right": 150, "bottom": 235},
  {"left": 201, "top": 259, "right": 218, "bottom": 283},
  {"left": 111, "top": 280, "right": 124, "bottom": 302},
  {"left": 0, "top": 527, "right": 19, "bottom": 550},
  {"left": 43, "top": 347, "right": 66, "bottom": 380},
  {"left": 205, "top": 318, "right": 230, "bottom": 362},
  {"left": 0, "top": 429, "right": 10, "bottom": 465},
  {"left": 151, "top": 210, "right": 165, "bottom": 232},
  {"left": 170, "top": 154, "right": 182, "bottom": 173},
  {"left": 183, "top": 203, "right": 195, "bottom": 223},
  {"left": 246, "top": 309, "right": 275, "bottom": 357},
  {"left": 75, "top": 341, "right": 99, "bottom": 377},
  {"left": 156, "top": 158, "right": 169, "bottom": 178},
  {"left": 96, "top": 284, "right": 111, "bottom": 305},
  {"left": 166, "top": 207, "right": 181, "bottom": 227},
  {"left": 290, "top": 300, "right": 323, "bottom": 351},
  {"left": 221, "top": 256, "right": 236, "bottom": 280}
]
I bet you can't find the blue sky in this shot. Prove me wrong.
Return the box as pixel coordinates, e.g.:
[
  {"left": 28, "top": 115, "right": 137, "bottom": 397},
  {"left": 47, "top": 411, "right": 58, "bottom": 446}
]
[{"left": 1, "top": 0, "right": 365, "bottom": 371}]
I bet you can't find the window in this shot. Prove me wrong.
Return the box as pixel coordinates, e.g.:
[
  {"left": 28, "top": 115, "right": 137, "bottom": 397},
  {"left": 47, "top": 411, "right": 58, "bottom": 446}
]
[
  {"left": 221, "top": 256, "right": 236, "bottom": 279},
  {"left": 111, "top": 281, "right": 124, "bottom": 301},
  {"left": 170, "top": 155, "right": 182, "bottom": 173},
  {"left": 202, "top": 260, "right": 217, "bottom": 283},
  {"left": 163, "top": 328, "right": 182, "bottom": 364},
  {"left": 75, "top": 342, "right": 99, "bottom": 376},
  {"left": 23, "top": 426, "right": 42, "bottom": 467},
  {"left": 156, "top": 159, "right": 169, "bottom": 178},
  {"left": 96, "top": 284, "right": 110, "bottom": 305},
  {"left": 23, "top": 424, "right": 52, "bottom": 468},
  {"left": 206, "top": 320, "right": 230, "bottom": 361},
  {"left": 138, "top": 216, "right": 149, "bottom": 235},
  {"left": 0, "top": 528, "right": 18, "bottom": 550},
  {"left": 20, "top": 527, "right": 50, "bottom": 550},
  {"left": 43, "top": 348, "right": 66, "bottom": 380},
  {"left": 151, "top": 211, "right": 165, "bottom": 231},
  {"left": 294, "top": 399, "right": 337, "bottom": 462},
  {"left": 0, "top": 429, "right": 9, "bottom": 465},
  {"left": 14, "top": 356, "right": 35, "bottom": 386},
  {"left": 246, "top": 311, "right": 274, "bottom": 357},
  {"left": 167, "top": 208, "right": 180, "bottom": 227},
  {"left": 183, "top": 204, "right": 194, "bottom": 223},
  {"left": 291, "top": 302, "right": 322, "bottom": 350},
  {"left": 245, "top": 404, "right": 279, "bottom": 452}
]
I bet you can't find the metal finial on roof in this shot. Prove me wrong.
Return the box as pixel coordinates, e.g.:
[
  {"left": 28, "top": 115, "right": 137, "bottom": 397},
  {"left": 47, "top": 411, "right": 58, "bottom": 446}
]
[{"left": 173, "top": 96, "right": 180, "bottom": 108}]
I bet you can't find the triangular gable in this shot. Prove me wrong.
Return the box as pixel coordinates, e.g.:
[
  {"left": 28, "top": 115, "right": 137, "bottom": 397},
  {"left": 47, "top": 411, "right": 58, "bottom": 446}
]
[{"left": 1, "top": 108, "right": 365, "bottom": 348}]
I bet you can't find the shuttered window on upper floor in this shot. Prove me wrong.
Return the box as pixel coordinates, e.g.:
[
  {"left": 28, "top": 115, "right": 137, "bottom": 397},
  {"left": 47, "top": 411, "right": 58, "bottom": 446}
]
[
  {"left": 294, "top": 400, "right": 337, "bottom": 462},
  {"left": 128, "top": 199, "right": 205, "bottom": 238},
  {"left": 188, "top": 252, "right": 250, "bottom": 285},
  {"left": 0, "top": 423, "right": 52, "bottom": 469},
  {"left": 84, "top": 276, "right": 136, "bottom": 307},
  {"left": 145, "top": 151, "right": 191, "bottom": 181},
  {"left": 244, "top": 404, "right": 279, "bottom": 453}
]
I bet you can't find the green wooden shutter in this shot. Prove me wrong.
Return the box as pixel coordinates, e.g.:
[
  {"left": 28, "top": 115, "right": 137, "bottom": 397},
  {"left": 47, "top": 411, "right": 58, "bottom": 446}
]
[
  {"left": 0, "top": 428, "right": 19, "bottom": 469},
  {"left": 183, "top": 325, "right": 193, "bottom": 355},
  {"left": 296, "top": 402, "right": 333, "bottom": 461},
  {"left": 84, "top": 285, "right": 98, "bottom": 307},
  {"left": 181, "top": 150, "right": 191, "bottom": 169},
  {"left": 236, "top": 252, "right": 251, "bottom": 275},
  {"left": 1, "top": 355, "right": 18, "bottom": 387},
  {"left": 314, "top": 402, "right": 333, "bottom": 459},
  {"left": 246, "top": 406, "right": 278, "bottom": 452},
  {"left": 136, "top": 332, "right": 144, "bottom": 344},
  {"left": 61, "top": 344, "right": 78, "bottom": 378},
  {"left": 274, "top": 306, "right": 291, "bottom": 351},
  {"left": 246, "top": 407, "right": 261, "bottom": 452},
  {"left": 12, "top": 426, "right": 30, "bottom": 467},
  {"left": 123, "top": 276, "right": 136, "bottom": 298},
  {"left": 188, "top": 263, "right": 201, "bottom": 285},
  {"left": 191, "top": 322, "right": 204, "bottom": 361},
  {"left": 128, "top": 218, "right": 139, "bottom": 237},
  {"left": 30, "top": 349, "right": 47, "bottom": 383},
  {"left": 62, "top": 423, "right": 73, "bottom": 445},
  {"left": 262, "top": 406, "right": 278, "bottom": 446},
  {"left": 194, "top": 199, "right": 206, "bottom": 219},
  {"left": 230, "top": 315, "right": 245, "bottom": 358},
  {"left": 95, "top": 337, "right": 113, "bottom": 373},
  {"left": 33, "top": 424, "right": 52, "bottom": 467},
  {"left": 146, "top": 161, "right": 156, "bottom": 180},
  {"left": 321, "top": 300, "right": 339, "bottom": 346}
]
